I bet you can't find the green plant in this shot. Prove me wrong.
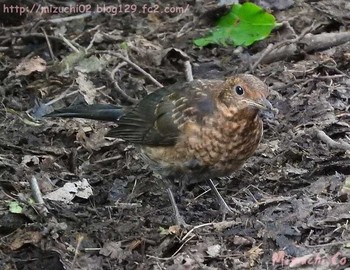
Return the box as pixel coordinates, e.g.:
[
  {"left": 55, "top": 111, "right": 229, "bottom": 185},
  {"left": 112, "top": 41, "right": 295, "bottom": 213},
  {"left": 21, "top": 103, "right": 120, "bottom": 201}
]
[{"left": 194, "top": 2, "right": 276, "bottom": 47}]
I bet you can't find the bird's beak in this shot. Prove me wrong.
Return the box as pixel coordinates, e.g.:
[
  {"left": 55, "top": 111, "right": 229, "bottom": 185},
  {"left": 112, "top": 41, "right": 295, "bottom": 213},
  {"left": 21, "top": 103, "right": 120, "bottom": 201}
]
[
  {"left": 256, "top": 97, "right": 277, "bottom": 123},
  {"left": 251, "top": 97, "right": 273, "bottom": 111}
]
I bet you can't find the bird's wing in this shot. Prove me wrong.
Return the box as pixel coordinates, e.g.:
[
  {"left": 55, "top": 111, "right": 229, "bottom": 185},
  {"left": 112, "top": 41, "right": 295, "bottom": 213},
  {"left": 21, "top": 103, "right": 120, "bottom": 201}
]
[{"left": 107, "top": 79, "right": 221, "bottom": 146}]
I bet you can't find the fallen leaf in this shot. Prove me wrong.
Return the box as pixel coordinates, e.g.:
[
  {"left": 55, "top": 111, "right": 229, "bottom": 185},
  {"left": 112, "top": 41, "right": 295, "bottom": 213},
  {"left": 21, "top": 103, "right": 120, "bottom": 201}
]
[
  {"left": 8, "top": 201, "right": 23, "bottom": 214},
  {"left": 76, "top": 72, "right": 97, "bottom": 104},
  {"left": 207, "top": 244, "right": 221, "bottom": 257},
  {"left": 10, "top": 230, "right": 42, "bottom": 250},
  {"left": 100, "top": 241, "right": 131, "bottom": 262},
  {"left": 21, "top": 155, "right": 40, "bottom": 166},
  {"left": 43, "top": 179, "right": 93, "bottom": 203},
  {"left": 15, "top": 56, "right": 46, "bottom": 76}
]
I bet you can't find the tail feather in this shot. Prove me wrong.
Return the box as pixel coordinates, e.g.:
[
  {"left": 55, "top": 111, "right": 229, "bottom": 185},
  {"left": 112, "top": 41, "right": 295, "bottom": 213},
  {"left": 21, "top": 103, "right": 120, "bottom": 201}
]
[{"left": 44, "top": 104, "right": 124, "bottom": 122}]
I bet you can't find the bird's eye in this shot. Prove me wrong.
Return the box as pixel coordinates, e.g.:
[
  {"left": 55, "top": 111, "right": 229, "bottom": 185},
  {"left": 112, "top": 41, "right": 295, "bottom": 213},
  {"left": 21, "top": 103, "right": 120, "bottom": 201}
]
[{"left": 235, "top": 85, "right": 244, "bottom": 95}]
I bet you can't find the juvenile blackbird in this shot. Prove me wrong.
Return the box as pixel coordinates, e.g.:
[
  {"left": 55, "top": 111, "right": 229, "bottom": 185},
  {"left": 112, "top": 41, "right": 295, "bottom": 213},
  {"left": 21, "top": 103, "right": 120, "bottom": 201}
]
[{"left": 46, "top": 74, "right": 272, "bottom": 225}]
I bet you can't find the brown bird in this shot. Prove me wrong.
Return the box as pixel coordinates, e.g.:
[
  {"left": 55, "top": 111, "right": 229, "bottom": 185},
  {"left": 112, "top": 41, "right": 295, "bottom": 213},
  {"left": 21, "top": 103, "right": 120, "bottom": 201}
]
[{"left": 45, "top": 74, "right": 272, "bottom": 225}]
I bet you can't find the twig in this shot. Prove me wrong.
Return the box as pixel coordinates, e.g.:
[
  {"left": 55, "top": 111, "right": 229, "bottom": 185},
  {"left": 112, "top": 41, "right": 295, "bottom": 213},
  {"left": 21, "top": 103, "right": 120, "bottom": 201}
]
[
  {"left": 96, "top": 86, "right": 115, "bottom": 103},
  {"left": 336, "top": 113, "right": 350, "bottom": 119},
  {"left": 163, "top": 48, "right": 193, "bottom": 82},
  {"left": 41, "top": 27, "right": 56, "bottom": 61},
  {"left": 0, "top": 13, "right": 92, "bottom": 31},
  {"left": 45, "top": 89, "right": 79, "bottom": 106},
  {"left": 184, "top": 60, "right": 193, "bottom": 82},
  {"left": 29, "top": 176, "right": 49, "bottom": 216},
  {"left": 72, "top": 24, "right": 100, "bottom": 43},
  {"left": 86, "top": 29, "right": 100, "bottom": 51},
  {"left": 93, "top": 155, "right": 123, "bottom": 164},
  {"left": 6, "top": 33, "right": 81, "bottom": 49},
  {"left": 108, "top": 62, "right": 138, "bottom": 104},
  {"left": 251, "top": 43, "right": 274, "bottom": 71},
  {"left": 130, "top": 177, "right": 139, "bottom": 197},
  {"left": 305, "top": 240, "right": 350, "bottom": 248},
  {"left": 171, "top": 235, "right": 196, "bottom": 258},
  {"left": 0, "top": 45, "right": 26, "bottom": 52},
  {"left": 93, "top": 50, "right": 163, "bottom": 88},
  {"left": 280, "top": 21, "right": 297, "bottom": 38},
  {"left": 181, "top": 222, "right": 214, "bottom": 242},
  {"left": 313, "top": 74, "right": 346, "bottom": 80},
  {"left": 58, "top": 34, "right": 80, "bottom": 53},
  {"left": 314, "top": 128, "right": 350, "bottom": 151},
  {"left": 84, "top": 248, "right": 101, "bottom": 252},
  {"left": 29, "top": 176, "right": 45, "bottom": 204},
  {"left": 254, "top": 30, "right": 350, "bottom": 68},
  {"left": 146, "top": 234, "right": 196, "bottom": 261},
  {"left": 113, "top": 202, "right": 142, "bottom": 209},
  {"left": 26, "top": 86, "right": 78, "bottom": 114},
  {"left": 189, "top": 186, "right": 212, "bottom": 204},
  {"left": 47, "top": 13, "right": 92, "bottom": 24},
  {"left": 251, "top": 23, "right": 318, "bottom": 71},
  {"left": 111, "top": 61, "right": 127, "bottom": 78},
  {"left": 71, "top": 234, "right": 84, "bottom": 270},
  {"left": 176, "top": 21, "right": 194, "bottom": 38}
]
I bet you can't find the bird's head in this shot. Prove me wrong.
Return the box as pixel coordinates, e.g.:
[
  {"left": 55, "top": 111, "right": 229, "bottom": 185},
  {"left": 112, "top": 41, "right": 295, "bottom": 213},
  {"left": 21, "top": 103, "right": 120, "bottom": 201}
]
[{"left": 218, "top": 74, "right": 272, "bottom": 114}]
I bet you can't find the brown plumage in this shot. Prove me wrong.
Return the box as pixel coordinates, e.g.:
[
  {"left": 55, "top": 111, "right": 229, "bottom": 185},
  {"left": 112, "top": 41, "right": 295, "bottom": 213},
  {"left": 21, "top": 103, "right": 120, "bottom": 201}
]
[{"left": 46, "top": 74, "right": 272, "bottom": 224}]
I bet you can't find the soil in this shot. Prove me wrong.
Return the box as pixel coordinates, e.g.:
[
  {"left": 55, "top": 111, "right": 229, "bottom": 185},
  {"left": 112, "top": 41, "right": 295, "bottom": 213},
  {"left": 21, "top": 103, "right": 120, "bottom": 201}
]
[{"left": 0, "top": 0, "right": 350, "bottom": 269}]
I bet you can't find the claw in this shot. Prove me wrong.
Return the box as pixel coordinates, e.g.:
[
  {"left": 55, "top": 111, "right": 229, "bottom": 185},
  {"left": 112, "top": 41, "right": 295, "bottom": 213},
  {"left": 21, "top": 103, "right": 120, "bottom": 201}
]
[
  {"left": 207, "top": 179, "right": 239, "bottom": 220},
  {"left": 167, "top": 187, "right": 189, "bottom": 227}
]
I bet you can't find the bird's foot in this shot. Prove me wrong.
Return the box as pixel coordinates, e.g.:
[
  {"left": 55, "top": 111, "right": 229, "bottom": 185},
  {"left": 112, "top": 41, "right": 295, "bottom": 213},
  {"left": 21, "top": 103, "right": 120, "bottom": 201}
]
[
  {"left": 166, "top": 187, "right": 189, "bottom": 228},
  {"left": 207, "top": 179, "right": 241, "bottom": 221},
  {"left": 173, "top": 212, "right": 189, "bottom": 228},
  {"left": 218, "top": 196, "right": 240, "bottom": 221}
]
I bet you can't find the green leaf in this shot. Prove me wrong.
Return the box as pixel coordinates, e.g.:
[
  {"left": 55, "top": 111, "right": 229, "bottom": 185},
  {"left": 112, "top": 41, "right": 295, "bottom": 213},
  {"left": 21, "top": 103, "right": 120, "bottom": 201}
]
[
  {"left": 159, "top": 226, "right": 169, "bottom": 235},
  {"left": 8, "top": 201, "right": 23, "bottom": 214},
  {"left": 194, "top": 2, "right": 276, "bottom": 47}
]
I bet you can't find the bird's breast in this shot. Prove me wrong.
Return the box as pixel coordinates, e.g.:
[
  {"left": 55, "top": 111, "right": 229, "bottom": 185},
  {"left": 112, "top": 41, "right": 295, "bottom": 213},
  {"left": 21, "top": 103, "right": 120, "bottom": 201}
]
[
  {"left": 184, "top": 109, "right": 263, "bottom": 176},
  {"left": 140, "top": 107, "right": 263, "bottom": 180}
]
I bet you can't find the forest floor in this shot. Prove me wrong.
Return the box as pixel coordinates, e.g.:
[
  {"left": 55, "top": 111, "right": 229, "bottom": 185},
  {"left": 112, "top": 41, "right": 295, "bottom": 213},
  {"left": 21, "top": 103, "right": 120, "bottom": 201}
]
[{"left": 1, "top": 0, "right": 350, "bottom": 269}]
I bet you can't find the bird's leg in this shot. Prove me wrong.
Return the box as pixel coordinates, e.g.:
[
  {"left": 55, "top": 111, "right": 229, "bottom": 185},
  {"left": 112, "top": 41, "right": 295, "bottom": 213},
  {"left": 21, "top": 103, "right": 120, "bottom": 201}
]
[
  {"left": 166, "top": 187, "right": 187, "bottom": 227},
  {"left": 158, "top": 174, "right": 188, "bottom": 226},
  {"left": 207, "top": 179, "right": 238, "bottom": 220}
]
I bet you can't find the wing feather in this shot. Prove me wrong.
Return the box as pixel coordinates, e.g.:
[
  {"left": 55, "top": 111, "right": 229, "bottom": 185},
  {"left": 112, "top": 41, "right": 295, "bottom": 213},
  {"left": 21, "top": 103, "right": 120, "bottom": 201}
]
[{"left": 107, "top": 79, "right": 221, "bottom": 146}]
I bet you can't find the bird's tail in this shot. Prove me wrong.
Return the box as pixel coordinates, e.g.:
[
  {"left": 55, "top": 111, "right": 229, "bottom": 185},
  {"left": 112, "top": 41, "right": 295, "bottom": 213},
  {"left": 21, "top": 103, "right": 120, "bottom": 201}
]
[{"left": 44, "top": 104, "right": 124, "bottom": 122}]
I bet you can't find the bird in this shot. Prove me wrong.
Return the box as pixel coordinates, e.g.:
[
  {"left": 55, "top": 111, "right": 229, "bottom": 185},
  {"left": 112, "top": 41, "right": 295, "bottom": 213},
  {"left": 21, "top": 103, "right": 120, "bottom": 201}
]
[{"left": 45, "top": 74, "right": 272, "bottom": 225}]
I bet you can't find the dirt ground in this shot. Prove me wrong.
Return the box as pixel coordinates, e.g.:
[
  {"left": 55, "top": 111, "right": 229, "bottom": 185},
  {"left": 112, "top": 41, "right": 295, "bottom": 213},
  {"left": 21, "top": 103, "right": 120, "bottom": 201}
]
[{"left": 1, "top": 0, "right": 350, "bottom": 269}]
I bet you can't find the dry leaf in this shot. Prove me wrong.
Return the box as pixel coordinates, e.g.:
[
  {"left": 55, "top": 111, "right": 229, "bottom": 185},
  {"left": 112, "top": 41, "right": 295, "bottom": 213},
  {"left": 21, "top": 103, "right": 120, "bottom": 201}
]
[
  {"left": 206, "top": 244, "right": 221, "bottom": 257},
  {"left": 76, "top": 72, "right": 97, "bottom": 104},
  {"left": 15, "top": 56, "right": 46, "bottom": 76},
  {"left": 43, "top": 179, "right": 93, "bottom": 203},
  {"left": 100, "top": 241, "right": 132, "bottom": 262},
  {"left": 10, "top": 230, "right": 42, "bottom": 250}
]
